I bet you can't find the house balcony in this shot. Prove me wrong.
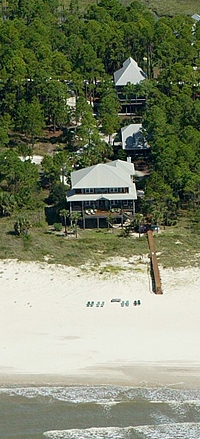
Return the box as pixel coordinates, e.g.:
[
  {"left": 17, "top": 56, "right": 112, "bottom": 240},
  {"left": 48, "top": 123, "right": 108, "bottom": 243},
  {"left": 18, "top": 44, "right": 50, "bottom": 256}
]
[
  {"left": 70, "top": 206, "right": 134, "bottom": 216},
  {"left": 69, "top": 207, "right": 134, "bottom": 229},
  {"left": 83, "top": 208, "right": 133, "bottom": 217},
  {"left": 67, "top": 191, "right": 136, "bottom": 228}
]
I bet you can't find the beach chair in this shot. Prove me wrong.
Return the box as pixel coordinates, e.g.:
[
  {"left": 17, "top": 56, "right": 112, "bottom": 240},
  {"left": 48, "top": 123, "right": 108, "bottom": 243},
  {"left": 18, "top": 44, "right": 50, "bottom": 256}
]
[
  {"left": 138, "top": 300, "right": 141, "bottom": 305},
  {"left": 121, "top": 301, "right": 125, "bottom": 307},
  {"left": 125, "top": 300, "right": 129, "bottom": 307},
  {"left": 90, "top": 301, "right": 94, "bottom": 307},
  {"left": 96, "top": 301, "right": 100, "bottom": 307},
  {"left": 86, "top": 301, "right": 90, "bottom": 307},
  {"left": 133, "top": 300, "right": 137, "bottom": 306},
  {"left": 100, "top": 301, "right": 105, "bottom": 307}
]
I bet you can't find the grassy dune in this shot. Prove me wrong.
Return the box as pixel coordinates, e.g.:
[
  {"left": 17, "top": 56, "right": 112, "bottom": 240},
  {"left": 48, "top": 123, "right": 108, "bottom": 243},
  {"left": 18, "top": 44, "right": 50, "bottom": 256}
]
[
  {"left": 64, "top": 0, "right": 200, "bottom": 16},
  {"left": 137, "top": 0, "right": 200, "bottom": 16},
  {"left": 0, "top": 213, "right": 200, "bottom": 268}
]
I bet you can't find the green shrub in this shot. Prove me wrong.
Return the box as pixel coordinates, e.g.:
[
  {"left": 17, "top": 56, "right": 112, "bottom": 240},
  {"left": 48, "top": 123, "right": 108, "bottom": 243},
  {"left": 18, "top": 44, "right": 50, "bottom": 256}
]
[{"left": 53, "top": 222, "right": 62, "bottom": 232}]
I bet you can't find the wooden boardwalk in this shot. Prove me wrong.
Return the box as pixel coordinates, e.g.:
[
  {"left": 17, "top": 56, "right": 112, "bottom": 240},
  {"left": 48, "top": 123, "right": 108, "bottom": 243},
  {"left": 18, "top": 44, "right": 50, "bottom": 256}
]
[{"left": 147, "top": 230, "right": 163, "bottom": 294}]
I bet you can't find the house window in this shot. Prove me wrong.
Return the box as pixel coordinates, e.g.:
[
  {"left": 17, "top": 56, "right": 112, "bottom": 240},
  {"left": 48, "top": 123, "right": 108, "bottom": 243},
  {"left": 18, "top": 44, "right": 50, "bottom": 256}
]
[
  {"left": 85, "top": 188, "right": 94, "bottom": 193},
  {"left": 110, "top": 188, "right": 118, "bottom": 193},
  {"left": 95, "top": 188, "right": 108, "bottom": 194}
]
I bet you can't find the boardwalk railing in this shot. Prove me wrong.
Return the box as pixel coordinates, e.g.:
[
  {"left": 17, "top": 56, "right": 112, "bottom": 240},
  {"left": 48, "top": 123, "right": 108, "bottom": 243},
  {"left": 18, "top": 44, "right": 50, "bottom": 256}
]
[{"left": 147, "top": 230, "right": 163, "bottom": 294}]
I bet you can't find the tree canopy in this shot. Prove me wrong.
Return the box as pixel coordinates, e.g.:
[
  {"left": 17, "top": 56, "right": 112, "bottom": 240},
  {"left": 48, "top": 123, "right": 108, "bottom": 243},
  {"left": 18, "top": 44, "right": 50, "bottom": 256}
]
[{"left": 0, "top": 0, "right": 199, "bottom": 218}]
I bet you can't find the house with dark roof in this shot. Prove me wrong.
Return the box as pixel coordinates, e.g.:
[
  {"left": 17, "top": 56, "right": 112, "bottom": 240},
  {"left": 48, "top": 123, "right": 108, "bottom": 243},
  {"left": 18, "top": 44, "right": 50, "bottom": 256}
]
[{"left": 66, "top": 160, "right": 137, "bottom": 228}]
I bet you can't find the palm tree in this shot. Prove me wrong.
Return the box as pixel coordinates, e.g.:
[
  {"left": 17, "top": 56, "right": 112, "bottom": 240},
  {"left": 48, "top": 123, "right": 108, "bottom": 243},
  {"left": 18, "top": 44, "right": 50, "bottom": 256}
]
[
  {"left": 59, "top": 209, "right": 70, "bottom": 236},
  {"left": 14, "top": 217, "right": 31, "bottom": 236},
  {"left": 131, "top": 213, "right": 144, "bottom": 237},
  {"left": 0, "top": 191, "right": 16, "bottom": 216},
  {"left": 122, "top": 213, "right": 144, "bottom": 238},
  {"left": 70, "top": 212, "right": 81, "bottom": 238},
  {"left": 150, "top": 208, "right": 162, "bottom": 232},
  {"left": 106, "top": 211, "right": 116, "bottom": 231}
]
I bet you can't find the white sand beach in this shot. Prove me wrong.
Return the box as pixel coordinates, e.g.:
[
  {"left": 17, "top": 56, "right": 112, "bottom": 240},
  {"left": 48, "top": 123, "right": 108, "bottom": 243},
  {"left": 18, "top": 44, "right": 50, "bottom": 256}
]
[{"left": 0, "top": 257, "right": 200, "bottom": 388}]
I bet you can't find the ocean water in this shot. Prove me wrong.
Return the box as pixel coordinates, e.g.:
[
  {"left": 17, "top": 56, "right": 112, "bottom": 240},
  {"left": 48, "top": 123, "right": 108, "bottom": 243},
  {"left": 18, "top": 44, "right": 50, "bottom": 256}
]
[{"left": 0, "top": 385, "right": 200, "bottom": 439}]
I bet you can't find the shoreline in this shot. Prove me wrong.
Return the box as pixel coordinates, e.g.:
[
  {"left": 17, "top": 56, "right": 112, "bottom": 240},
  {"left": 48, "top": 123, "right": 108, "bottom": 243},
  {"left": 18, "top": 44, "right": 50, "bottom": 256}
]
[
  {"left": 1, "top": 364, "right": 200, "bottom": 389},
  {"left": 0, "top": 259, "right": 200, "bottom": 389}
]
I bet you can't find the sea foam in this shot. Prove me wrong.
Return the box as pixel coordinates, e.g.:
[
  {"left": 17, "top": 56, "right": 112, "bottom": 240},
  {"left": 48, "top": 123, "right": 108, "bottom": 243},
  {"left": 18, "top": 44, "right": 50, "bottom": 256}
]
[
  {"left": 135, "top": 422, "right": 200, "bottom": 438},
  {"left": 44, "top": 426, "right": 133, "bottom": 439},
  {"left": 1, "top": 385, "right": 200, "bottom": 405},
  {"left": 44, "top": 423, "right": 200, "bottom": 439}
]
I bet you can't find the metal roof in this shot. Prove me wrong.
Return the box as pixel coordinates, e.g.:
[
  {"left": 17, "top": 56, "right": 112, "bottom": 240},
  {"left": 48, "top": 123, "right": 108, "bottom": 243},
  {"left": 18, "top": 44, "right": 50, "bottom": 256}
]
[
  {"left": 114, "top": 57, "right": 146, "bottom": 86},
  {"left": 192, "top": 13, "right": 200, "bottom": 21},
  {"left": 67, "top": 160, "right": 137, "bottom": 202},
  {"left": 67, "top": 192, "right": 137, "bottom": 202},
  {"left": 106, "top": 159, "right": 135, "bottom": 174},
  {"left": 71, "top": 160, "right": 135, "bottom": 189},
  {"left": 121, "top": 124, "right": 145, "bottom": 149}
]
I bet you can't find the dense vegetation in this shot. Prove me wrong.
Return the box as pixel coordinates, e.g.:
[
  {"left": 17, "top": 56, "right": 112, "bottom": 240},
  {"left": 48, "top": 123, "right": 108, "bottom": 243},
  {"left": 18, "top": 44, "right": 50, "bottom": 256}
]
[{"left": 0, "top": 0, "right": 200, "bottom": 258}]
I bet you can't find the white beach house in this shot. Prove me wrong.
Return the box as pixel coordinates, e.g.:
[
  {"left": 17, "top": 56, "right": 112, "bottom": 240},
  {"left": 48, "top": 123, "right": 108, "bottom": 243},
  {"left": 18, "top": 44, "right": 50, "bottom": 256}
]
[
  {"left": 66, "top": 160, "right": 137, "bottom": 227},
  {"left": 114, "top": 57, "right": 146, "bottom": 115}
]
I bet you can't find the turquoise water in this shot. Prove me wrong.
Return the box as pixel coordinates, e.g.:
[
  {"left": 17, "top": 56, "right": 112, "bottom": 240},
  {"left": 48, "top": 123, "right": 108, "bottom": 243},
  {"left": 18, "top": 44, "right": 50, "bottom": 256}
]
[{"left": 1, "top": 386, "right": 200, "bottom": 438}]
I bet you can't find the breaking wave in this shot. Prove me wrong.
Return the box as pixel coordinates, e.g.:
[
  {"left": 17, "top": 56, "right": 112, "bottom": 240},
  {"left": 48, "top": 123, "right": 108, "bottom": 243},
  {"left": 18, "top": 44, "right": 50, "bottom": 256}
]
[
  {"left": 1, "top": 385, "right": 200, "bottom": 405},
  {"left": 44, "top": 423, "right": 200, "bottom": 439}
]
